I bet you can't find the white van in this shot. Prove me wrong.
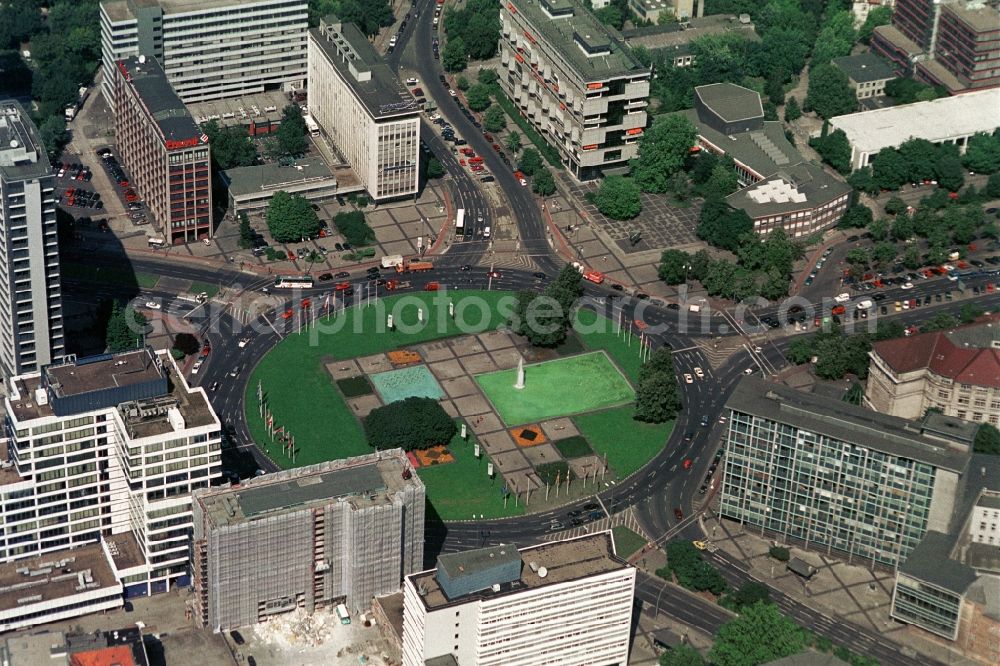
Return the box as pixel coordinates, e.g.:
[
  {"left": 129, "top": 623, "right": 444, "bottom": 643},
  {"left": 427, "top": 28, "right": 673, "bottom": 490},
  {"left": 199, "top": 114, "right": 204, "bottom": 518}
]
[{"left": 483, "top": 226, "right": 491, "bottom": 238}]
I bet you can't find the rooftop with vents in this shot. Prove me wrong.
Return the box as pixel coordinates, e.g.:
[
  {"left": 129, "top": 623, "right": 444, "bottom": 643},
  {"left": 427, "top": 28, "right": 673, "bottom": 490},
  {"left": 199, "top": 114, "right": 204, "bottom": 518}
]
[
  {"left": 407, "top": 531, "right": 629, "bottom": 610},
  {"left": 0, "top": 543, "right": 122, "bottom": 618}
]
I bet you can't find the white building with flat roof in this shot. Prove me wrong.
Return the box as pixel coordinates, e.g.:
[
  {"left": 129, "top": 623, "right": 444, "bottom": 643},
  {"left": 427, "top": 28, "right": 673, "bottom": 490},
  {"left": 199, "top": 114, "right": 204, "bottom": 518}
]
[
  {"left": 828, "top": 88, "right": 1000, "bottom": 170},
  {"left": 401, "top": 532, "right": 635, "bottom": 666},
  {"left": 1, "top": 347, "right": 222, "bottom": 605},
  {"left": 99, "top": 0, "right": 308, "bottom": 110},
  {"left": 307, "top": 17, "right": 421, "bottom": 201},
  {"left": 0, "top": 101, "right": 64, "bottom": 380}
]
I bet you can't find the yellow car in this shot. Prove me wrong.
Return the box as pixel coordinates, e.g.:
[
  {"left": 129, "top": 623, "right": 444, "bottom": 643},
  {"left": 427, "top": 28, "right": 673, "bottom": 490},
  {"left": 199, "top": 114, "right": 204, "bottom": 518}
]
[
  {"left": 894, "top": 301, "right": 902, "bottom": 312},
  {"left": 692, "top": 540, "right": 708, "bottom": 551}
]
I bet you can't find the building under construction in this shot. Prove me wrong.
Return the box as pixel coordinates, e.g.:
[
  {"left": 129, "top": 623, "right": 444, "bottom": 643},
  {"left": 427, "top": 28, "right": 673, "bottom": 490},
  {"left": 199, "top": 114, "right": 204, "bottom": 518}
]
[{"left": 191, "top": 449, "right": 425, "bottom": 631}]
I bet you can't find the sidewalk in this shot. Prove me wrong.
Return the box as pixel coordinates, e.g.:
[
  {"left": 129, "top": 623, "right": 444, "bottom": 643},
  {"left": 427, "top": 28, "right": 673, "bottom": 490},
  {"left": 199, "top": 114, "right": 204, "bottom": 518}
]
[{"left": 701, "top": 513, "right": 984, "bottom": 665}]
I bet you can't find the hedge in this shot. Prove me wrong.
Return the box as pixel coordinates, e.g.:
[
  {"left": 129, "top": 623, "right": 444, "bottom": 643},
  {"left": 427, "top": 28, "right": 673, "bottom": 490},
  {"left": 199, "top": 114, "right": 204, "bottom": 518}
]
[{"left": 492, "top": 91, "right": 564, "bottom": 170}]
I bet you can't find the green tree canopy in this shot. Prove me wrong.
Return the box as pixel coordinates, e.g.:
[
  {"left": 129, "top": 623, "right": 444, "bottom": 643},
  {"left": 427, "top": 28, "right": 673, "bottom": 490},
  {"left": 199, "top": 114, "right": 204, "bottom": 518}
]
[
  {"left": 589, "top": 176, "right": 642, "bottom": 220},
  {"left": 839, "top": 204, "right": 873, "bottom": 229},
  {"left": 974, "top": 424, "right": 1000, "bottom": 455},
  {"left": 936, "top": 154, "right": 965, "bottom": 192},
  {"left": 267, "top": 190, "right": 321, "bottom": 243},
  {"left": 483, "top": 105, "right": 506, "bottom": 133},
  {"left": 336, "top": 0, "right": 393, "bottom": 36},
  {"left": 364, "top": 397, "right": 456, "bottom": 451},
  {"left": 426, "top": 157, "right": 445, "bottom": 179},
  {"left": 701, "top": 164, "right": 739, "bottom": 200},
  {"left": 805, "top": 64, "right": 857, "bottom": 119},
  {"left": 506, "top": 131, "right": 522, "bottom": 154},
  {"left": 518, "top": 148, "right": 544, "bottom": 176},
  {"left": 697, "top": 198, "right": 753, "bottom": 252},
  {"left": 632, "top": 114, "right": 697, "bottom": 194},
  {"left": 783, "top": 96, "right": 802, "bottom": 122},
  {"left": 38, "top": 116, "right": 69, "bottom": 163},
  {"left": 105, "top": 301, "right": 147, "bottom": 353},
  {"left": 276, "top": 104, "right": 308, "bottom": 157},
  {"left": 202, "top": 120, "right": 258, "bottom": 170},
  {"left": 532, "top": 168, "right": 556, "bottom": 196},
  {"left": 848, "top": 166, "right": 879, "bottom": 195},
  {"left": 659, "top": 249, "right": 691, "bottom": 285},
  {"left": 710, "top": 602, "right": 808, "bottom": 666},
  {"left": 333, "top": 210, "right": 376, "bottom": 246},
  {"left": 962, "top": 132, "right": 1000, "bottom": 174},
  {"left": 477, "top": 68, "right": 498, "bottom": 85},
  {"left": 635, "top": 371, "right": 681, "bottom": 423},
  {"left": 898, "top": 138, "right": 941, "bottom": 182},
  {"left": 659, "top": 644, "right": 705, "bottom": 666},
  {"left": 809, "top": 129, "right": 852, "bottom": 174},
  {"left": 442, "top": 36, "right": 468, "bottom": 72},
  {"left": 859, "top": 5, "right": 893, "bottom": 43},
  {"left": 466, "top": 83, "right": 492, "bottom": 111},
  {"left": 872, "top": 148, "right": 909, "bottom": 190}
]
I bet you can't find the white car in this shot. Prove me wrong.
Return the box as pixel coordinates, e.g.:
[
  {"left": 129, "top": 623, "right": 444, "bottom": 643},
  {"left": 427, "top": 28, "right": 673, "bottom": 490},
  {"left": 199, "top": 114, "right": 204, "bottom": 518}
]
[
  {"left": 449, "top": 89, "right": 457, "bottom": 97},
  {"left": 238, "top": 337, "right": 251, "bottom": 348},
  {"left": 144, "top": 301, "right": 161, "bottom": 310},
  {"left": 834, "top": 293, "right": 851, "bottom": 303},
  {"left": 518, "top": 177, "right": 527, "bottom": 186},
  {"left": 856, "top": 299, "right": 874, "bottom": 310},
  {"left": 406, "top": 77, "right": 419, "bottom": 85},
  {"left": 683, "top": 374, "right": 694, "bottom": 384},
  {"left": 901, "top": 281, "right": 914, "bottom": 290},
  {"left": 744, "top": 367, "right": 755, "bottom": 375},
  {"left": 191, "top": 360, "right": 203, "bottom": 375},
  {"left": 693, "top": 367, "right": 704, "bottom": 379}
]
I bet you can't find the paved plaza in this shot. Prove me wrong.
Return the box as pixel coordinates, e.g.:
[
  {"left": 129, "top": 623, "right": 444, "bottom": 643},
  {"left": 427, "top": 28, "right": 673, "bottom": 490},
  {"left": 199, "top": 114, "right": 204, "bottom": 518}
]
[{"left": 328, "top": 329, "right": 613, "bottom": 496}]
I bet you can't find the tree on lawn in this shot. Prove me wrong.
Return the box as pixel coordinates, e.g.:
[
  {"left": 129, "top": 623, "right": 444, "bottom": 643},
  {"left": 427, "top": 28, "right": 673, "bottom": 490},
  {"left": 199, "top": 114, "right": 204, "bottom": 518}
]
[
  {"left": 506, "top": 131, "right": 521, "bottom": 154},
  {"left": 839, "top": 204, "right": 872, "bottom": 229},
  {"left": 443, "top": 36, "right": 467, "bottom": 72},
  {"left": 974, "top": 423, "right": 1000, "bottom": 455},
  {"left": 635, "top": 363, "right": 681, "bottom": 423},
  {"left": 658, "top": 249, "right": 690, "bottom": 285},
  {"left": 426, "top": 157, "right": 445, "bottom": 179},
  {"left": 848, "top": 166, "right": 879, "bottom": 195},
  {"left": 631, "top": 114, "right": 697, "bottom": 194},
  {"left": 532, "top": 168, "right": 556, "bottom": 196},
  {"left": 483, "top": 105, "right": 506, "bottom": 133},
  {"left": 267, "top": 190, "right": 321, "bottom": 242},
  {"left": 872, "top": 148, "right": 909, "bottom": 190},
  {"left": 456, "top": 75, "right": 470, "bottom": 91},
  {"left": 710, "top": 602, "right": 808, "bottom": 666},
  {"left": 365, "top": 397, "right": 456, "bottom": 451},
  {"left": 466, "top": 83, "right": 492, "bottom": 111},
  {"left": 509, "top": 291, "right": 567, "bottom": 347},
  {"left": 172, "top": 333, "right": 201, "bottom": 356},
  {"left": 276, "top": 104, "right": 308, "bottom": 157},
  {"left": 38, "top": 116, "right": 69, "bottom": 163},
  {"left": 588, "top": 176, "right": 642, "bottom": 220},
  {"left": 697, "top": 198, "right": 753, "bottom": 252},
  {"left": 106, "top": 301, "right": 147, "bottom": 353},
  {"left": 723, "top": 582, "right": 771, "bottom": 611},
  {"left": 805, "top": 64, "right": 857, "bottom": 119},
  {"left": 547, "top": 263, "right": 583, "bottom": 315},
  {"left": 477, "top": 68, "right": 498, "bottom": 85},
  {"left": 238, "top": 212, "right": 254, "bottom": 248},
  {"left": 518, "top": 148, "right": 544, "bottom": 176},
  {"left": 701, "top": 164, "right": 739, "bottom": 199},
  {"left": 202, "top": 120, "right": 257, "bottom": 170}
]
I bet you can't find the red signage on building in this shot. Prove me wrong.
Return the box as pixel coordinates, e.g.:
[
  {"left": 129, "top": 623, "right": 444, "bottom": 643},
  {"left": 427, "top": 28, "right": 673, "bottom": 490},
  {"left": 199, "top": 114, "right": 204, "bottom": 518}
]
[{"left": 165, "top": 137, "right": 201, "bottom": 150}]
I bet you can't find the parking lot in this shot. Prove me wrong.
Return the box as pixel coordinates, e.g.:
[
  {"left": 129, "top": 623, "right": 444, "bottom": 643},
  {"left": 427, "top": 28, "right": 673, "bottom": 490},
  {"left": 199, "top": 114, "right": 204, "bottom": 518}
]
[
  {"left": 94, "top": 147, "right": 148, "bottom": 227},
  {"left": 53, "top": 159, "right": 104, "bottom": 218}
]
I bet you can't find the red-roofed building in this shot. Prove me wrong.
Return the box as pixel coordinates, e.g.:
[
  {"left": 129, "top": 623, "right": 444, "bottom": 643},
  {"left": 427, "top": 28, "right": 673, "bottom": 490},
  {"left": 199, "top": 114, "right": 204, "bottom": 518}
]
[
  {"left": 70, "top": 645, "right": 136, "bottom": 666},
  {"left": 865, "top": 314, "right": 1000, "bottom": 425}
]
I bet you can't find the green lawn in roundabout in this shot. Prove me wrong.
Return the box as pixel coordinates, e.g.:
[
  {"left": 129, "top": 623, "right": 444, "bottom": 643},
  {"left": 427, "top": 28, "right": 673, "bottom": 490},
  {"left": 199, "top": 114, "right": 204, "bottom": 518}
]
[{"left": 244, "top": 291, "right": 673, "bottom": 519}]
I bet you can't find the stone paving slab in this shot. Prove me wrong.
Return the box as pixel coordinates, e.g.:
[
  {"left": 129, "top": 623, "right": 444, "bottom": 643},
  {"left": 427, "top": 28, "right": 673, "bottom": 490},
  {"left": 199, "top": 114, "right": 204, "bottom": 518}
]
[
  {"left": 489, "top": 346, "right": 523, "bottom": 370},
  {"left": 452, "top": 393, "right": 493, "bottom": 417},
  {"left": 539, "top": 417, "right": 579, "bottom": 440},
  {"left": 450, "top": 335, "right": 486, "bottom": 356},
  {"left": 440, "top": 376, "right": 478, "bottom": 399},
  {"left": 358, "top": 353, "right": 392, "bottom": 374},
  {"left": 417, "top": 341, "right": 456, "bottom": 362},
  {"left": 568, "top": 455, "right": 607, "bottom": 480},
  {"left": 492, "top": 448, "right": 532, "bottom": 474},
  {"left": 325, "top": 359, "right": 361, "bottom": 381},
  {"left": 428, "top": 358, "right": 466, "bottom": 380},
  {"left": 440, "top": 399, "right": 459, "bottom": 418},
  {"left": 479, "top": 429, "right": 518, "bottom": 454},
  {"left": 469, "top": 412, "right": 504, "bottom": 435},
  {"left": 347, "top": 394, "right": 382, "bottom": 418},
  {"left": 479, "top": 329, "right": 516, "bottom": 351},
  {"left": 504, "top": 469, "right": 541, "bottom": 493},
  {"left": 521, "top": 442, "right": 561, "bottom": 467},
  {"left": 460, "top": 352, "right": 499, "bottom": 375}
]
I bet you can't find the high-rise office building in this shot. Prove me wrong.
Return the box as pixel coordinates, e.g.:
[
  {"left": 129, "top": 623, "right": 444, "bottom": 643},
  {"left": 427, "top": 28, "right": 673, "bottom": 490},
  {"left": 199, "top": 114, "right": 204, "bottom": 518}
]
[
  {"left": 498, "top": 0, "right": 650, "bottom": 179},
  {"left": 192, "top": 450, "right": 425, "bottom": 631},
  {"left": 402, "top": 532, "right": 635, "bottom": 666},
  {"left": 0, "top": 102, "right": 64, "bottom": 380},
  {"left": 114, "top": 56, "right": 212, "bottom": 244},
  {"left": 99, "top": 0, "right": 309, "bottom": 109},
  {"left": 2, "top": 347, "right": 222, "bottom": 600},
  {"left": 720, "top": 378, "right": 973, "bottom": 568},
  {"left": 307, "top": 17, "right": 421, "bottom": 201}
]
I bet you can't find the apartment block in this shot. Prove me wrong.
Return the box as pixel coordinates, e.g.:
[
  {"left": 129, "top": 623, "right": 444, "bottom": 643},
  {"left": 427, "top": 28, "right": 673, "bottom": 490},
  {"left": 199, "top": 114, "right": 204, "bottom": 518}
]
[
  {"left": 2, "top": 348, "right": 222, "bottom": 602},
  {"left": 865, "top": 314, "right": 1000, "bottom": 426},
  {"left": 499, "top": 0, "right": 651, "bottom": 180},
  {"left": 99, "top": 0, "right": 308, "bottom": 109},
  {"left": 191, "top": 450, "right": 425, "bottom": 631},
  {"left": 720, "top": 378, "right": 973, "bottom": 568},
  {"left": 832, "top": 53, "right": 896, "bottom": 99},
  {"left": 402, "top": 532, "right": 635, "bottom": 666},
  {"left": 114, "top": 56, "right": 212, "bottom": 244},
  {"left": 0, "top": 102, "right": 64, "bottom": 380},
  {"left": 307, "top": 17, "right": 420, "bottom": 201},
  {"left": 871, "top": 0, "right": 1000, "bottom": 94}
]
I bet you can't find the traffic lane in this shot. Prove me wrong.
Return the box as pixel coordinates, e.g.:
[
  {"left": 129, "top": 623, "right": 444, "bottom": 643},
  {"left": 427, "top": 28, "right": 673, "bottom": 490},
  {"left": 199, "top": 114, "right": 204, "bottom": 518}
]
[{"left": 634, "top": 571, "right": 734, "bottom": 632}]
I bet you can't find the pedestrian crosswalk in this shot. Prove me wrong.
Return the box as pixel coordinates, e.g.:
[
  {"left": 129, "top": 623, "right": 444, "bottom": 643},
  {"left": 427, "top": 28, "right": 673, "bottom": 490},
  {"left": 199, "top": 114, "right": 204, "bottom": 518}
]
[{"left": 540, "top": 506, "right": 648, "bottom": 543}]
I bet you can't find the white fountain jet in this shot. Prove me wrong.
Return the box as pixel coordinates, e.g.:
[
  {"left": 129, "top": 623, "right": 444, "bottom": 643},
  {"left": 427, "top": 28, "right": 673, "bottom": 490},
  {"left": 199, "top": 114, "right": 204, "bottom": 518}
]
[{"left": 514, "top": 355, "right": 525, "bottom": 390}]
